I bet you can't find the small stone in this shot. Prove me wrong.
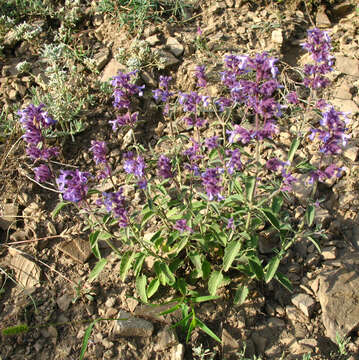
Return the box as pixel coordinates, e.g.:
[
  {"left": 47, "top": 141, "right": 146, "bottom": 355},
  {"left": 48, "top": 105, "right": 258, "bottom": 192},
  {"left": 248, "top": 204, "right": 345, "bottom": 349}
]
[
  {"left": 290, "top": 341, "right": 314, "bottom": 355},
  {"left": 146, "top": 34, "right": 160, "bottom": 46},
  {"left": 291, "top": 293, "right": 316, "bottom": 317},
  {"left": 8, "top": 89, "right": 18, "bottom": 101},
  {"left": 114, "top": 310, "right": 154, "bottom": 337},
  {"left": 332, "top": 2, "right": 354, "bottom": 18},
  {"left": 57, "top": 294, "right": 73, "bottom": 312},
  {"left": 298, "top": 338, "right": 317, "bottom": 349},
  {"left": 321, "top": 246, "right": 337, "bottom": 260},
  {"left": 267, "top": 317, "right": 286, "bottom": 327},
  {"left": 9, "top": 253, "right": 41, "bottom": 289},
  {"left": 171, "top": 343, "right": 185, "bottom": 360},
  {"left": 314, "top": 207, "right": 331, "bottom": 228},
  {"left": 120, "top": 129, "right": 134, "bottom": 149},
  {"left": 56, "top": 238, "right": 92, "bottom": 263},
  {"left": 343, "top": 143, "right": 358, "bottom": 162},
  {"left": 271, "top": 29, "right": 283, "bottom": 44},
  {"left": 332, "top": 98, "right": 359, "bottom": 114},
  {"left": 155, "top": 326, "right": 178, "bottom": 351},
  {"left": 251, "top": 332, "right": 267, "bottom": 354},
  {"left": 157, "top": 50, "right": 180, "bottom": 67},
  {"left": 225, "top": 0, "right": 234, "bottom": 7},
  {"left": 166, "top": 37, "right": 184, "bottom": 57},
  {"left": 105, "top": 297, "right": 116, "bottom": 308},
  {"left": 101, "top": 59, "right": 126, "bottom": 83},
  {"left": 316, "top": 6, "right": 331, "bottom": 28},
  {"left": 94, "top": 48, "right": 110, "bottom": 71},
  {"left": 334, "top": 82, "right": 352, "bottom": 100},
  {"left": 335, "top": 56, "right": 359, "bottom": 77}
]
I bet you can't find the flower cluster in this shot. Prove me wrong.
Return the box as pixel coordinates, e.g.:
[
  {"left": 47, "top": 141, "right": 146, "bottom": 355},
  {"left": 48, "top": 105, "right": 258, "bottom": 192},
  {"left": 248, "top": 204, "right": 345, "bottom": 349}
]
[
  {"left": 221, "top": 52, "right": 281, "bottom": 143},
  {"left": 174, "top": 219, "right": 193, "bottom": 233},
  {"left": 56, "top": 169, "right": 91, "bottom": 203},
  {"left": 110, "top": 70, "right": 144, "bottom": 130},
  {"left": 123, "top": 152, "right": 147, "bottom": 189},
  {"left": 157, "top": 155, "right": 174, "bottom": 179},
  {"left": 194, "top": 65, "right": 207, "bottom": 88},
  {"left": 97, "top": 190, "right": 128, "bottom": 228},
  {"left": 153, "top": 76, "right": 173, "bottom": 116},
  {"left": 89, "top": 140, "right": 111, "bottom": 179},
  {"left": 19, "top": 104, "right": 59, "bottom": 182},
  {"left": 301, "top": 28, "right": 333, "bottom": 90},
  {"left": 201, "top": 168, "right": 223, "bottom": 201}
]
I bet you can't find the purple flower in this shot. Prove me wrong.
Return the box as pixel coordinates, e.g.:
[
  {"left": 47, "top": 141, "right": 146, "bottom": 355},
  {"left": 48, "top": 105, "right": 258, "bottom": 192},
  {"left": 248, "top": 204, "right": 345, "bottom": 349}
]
[
  {"left": 57, "top": 169, "right": 91, "bottom": 203},
  {"left": 195, "top": 65, "right": 207, "bottom": 88},
  {"left": 18, "top": 103, "right": 56, "bottom": 131},
  {"left": 301, "top": 28, "right": 332, "bottom": 63},
  {"left": 90, "top": 141, "right": 108, "bottom": 165},
  {"left": 201, "top": 168, "right": 223, "bottom": 201},
  {"left": 259, "top": 79, "right": 280, "bottom": 97},
  {"left": 99, "top": 190, "right": 128, "bottom": 227},
  {"left": 174, "top": 219, "right": 193, "bottom": 233},
  {"left": 184, "top": 116, "right": 207, "bottom": 128},
  {"left": 227, "top": 125, "right": 252, "bottom": 144},
  {"left": 227, "top": 217, "right": 235, "bottom": 230},
  {"left": 226, "top": 149, "right": 242, "bottom": 174},
  {"left": 183, "top": 138, "right": 203, "bottom": 162},
  {"left": 205, "top": 136, "right": 219, "bottom": 150},
  {"left": 153, "top": 76, "right": 173, "bottom": 103},
  {"left": 266, "top": 158, "right": 284, "bottom": 171},
  {"left": 26, "top": 146, "right": 59, "bottom": 161},
  {"left": 281, "top": 170, "right": 296, "bottom": 192},
  {"left": 123, "top": 152, "right": 146, "bottom": 178},
  {"left": 287, "top": 91, "right": 299, "bottom": 105},
  {"left": 158, "top": 155, "right": 174, "bottom": 179},
  {"left": 111, "top": 71, "right": 144, "bottom": 110},
  {"left": 309, "top": 165, "right": 343, "bottom": 184},
  {"left": 33, "top": 164, "right": 52, "bottom": 183},
  {"left": 109, "top": 111, "right": 139, "bottom": 131},
  {"left": 215, "top": 97, "right": 233, "bottom": 112},
  {"left": 178, "top": 92, "right": 209, "bottom": 112}
]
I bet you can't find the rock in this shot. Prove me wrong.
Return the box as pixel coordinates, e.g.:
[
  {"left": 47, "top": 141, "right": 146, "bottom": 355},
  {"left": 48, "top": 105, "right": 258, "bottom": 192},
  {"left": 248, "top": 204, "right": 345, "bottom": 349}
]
[
  {"left": 166, "top": 37, "right": 184, "bottom": 57},
  {"left": 267, "top": 317, "right": 285, "bottom": 328},
  {"left": 222, "top": 328, "right": 240, "bottom": 359},
  {"left": 225, "top": 0, "right": 234, "bottom": 7},
  {"left": 291, "top": 173, "right": 312, "bottom": 205},
  {"left": 331, "top": 98, "right": 359, "bottom": 113},
  {"left": 316, "top": 6, "right": 331, "bottom": 28},
  {"left": 56, "top": 238, "right": 92, "bottom": 263},
  {"left": 289, "top": 341, "right": 314, "bottom": 355},
  {"left": 105, "top": 297, "right": 116, "bottom": 308},
  {"left": 335, "top": 56, "right": 359, "bottom": 77},
  {"left": 57, "top": 294, "right": 73, "bottom": 312},
  {"left": 120, "top": 129, "right": 134, "bottom": 149},
  {"left": 157, "top": 50, "right": 180, "bottom": 67},
  {"left": 155, "top": 326, "right": 178, "bottom": 351},
  {"left": 291, "top": 293, "right": 316, "bottom": 317},
  {"left": 298, "top": 338, "right": 317, "bottom": 349},
  {"left": 314, "top": 207, "right": 331, "bottom": 228},
  {"left": 8, "top": 89, "right": 18, "bottom": 101},
  {"left": 271, "top": 29, "right": 283, "bottom": 44},
  {"left": 332, "top": 2, "right": 354, "bottom": 18},
  {"left": 0, "top": 203, "right": 18, "bottom": 230},
  {"left": 251, "top": 332, "right": 267, "bottom": 354},
  {"left": 321, "top": 246, "right": 337, "bottom": 260},
  {"left": 114, "top": 310, "right": 154, "bottom": 337},
  {"left": 101, "top": 58, "right": 126, "bottom": 83},
  {"left": 141, "top": 70, "right": 157, "bottom": 87},
  {"left": 343, "top": 142, "right": 358, "bottom": 162},
  {"left": 317, "top": 267, "right": 359, "bottom": 342},
  {"left": 334, "top": 82, "right": 352, "bottom": 100},
  {"left": 94, "top": 47, "right": 110, "bottom": 71},
  {"left": 9, "top": 253, "right": 41, "bottom": 289},
  {"left": 171, "top": 344, "right": 185, "bottom": 360},
  {"left": 146, "top": 34, "right": 160, "bottom": 46},
  {"left": 258, "top": 230, "right": 279, "bottom": 254}
]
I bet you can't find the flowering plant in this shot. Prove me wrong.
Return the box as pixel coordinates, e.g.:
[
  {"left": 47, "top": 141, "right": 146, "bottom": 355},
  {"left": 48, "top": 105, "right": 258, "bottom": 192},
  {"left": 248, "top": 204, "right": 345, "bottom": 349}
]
[{"left": 19, "top": 28, "right": 348, "bottom": 343}]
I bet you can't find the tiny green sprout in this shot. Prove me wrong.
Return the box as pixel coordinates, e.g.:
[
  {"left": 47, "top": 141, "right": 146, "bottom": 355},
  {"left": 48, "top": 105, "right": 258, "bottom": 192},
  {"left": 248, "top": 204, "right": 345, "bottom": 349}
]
[{"left": 2, "top": 324, "right": 29, "bottom": 336}]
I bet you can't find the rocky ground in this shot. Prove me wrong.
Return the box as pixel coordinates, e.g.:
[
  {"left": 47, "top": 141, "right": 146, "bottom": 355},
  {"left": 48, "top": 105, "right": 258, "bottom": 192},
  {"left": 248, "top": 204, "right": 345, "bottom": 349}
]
[{"left": 1, "top": 1, "right": 359, "bottom": 359}]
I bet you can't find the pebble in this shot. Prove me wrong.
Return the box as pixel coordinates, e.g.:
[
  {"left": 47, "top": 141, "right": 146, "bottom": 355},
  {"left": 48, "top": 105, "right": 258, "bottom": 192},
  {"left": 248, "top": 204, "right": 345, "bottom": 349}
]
[
  {"left": 291, "top": 293, "right": 316, "bottom": 318},
  {"left": 321, "top": 246, "right": 337, "bottom": 260},
  {"left": 114, "top": 310, "right": 154, "bottom": 337}
]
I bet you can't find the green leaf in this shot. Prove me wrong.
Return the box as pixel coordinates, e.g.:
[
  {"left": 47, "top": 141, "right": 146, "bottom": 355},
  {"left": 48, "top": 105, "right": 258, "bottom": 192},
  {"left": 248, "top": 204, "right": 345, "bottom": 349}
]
[
  {"left": 79, "top": 320, "right": 97, "bottom": 360},
  {"left": 136, "top": 274, "right": 148, "bottom": 303},
  {"left": 275, "top": 272, "right": 293, "bottom": 292},
  {"left": 186, "top": 314, "right": 196, "bottom": 343},
  {"left": 133, "top": 253, "right": 146, "bottom": 277},
  {"left": 305, "top": 205, "right": 315, "bottom": 227},
  {"left": 196, "top": 318, "right": 221, "bottom": 343},
  {"left": 271, "top": 195, "right": 283, "bottom": 214},
  {"left": 223, "top": 241, "right": 242, "bottom": 272},
  {"left": 202, "top": 260, "right": 211, "bottom": 280},
  {"left": 88, "top": 258, "right": 107, "bottom": 282},
  {"left": 261, "top": 208, "right": 280, "bottom": 230},
  {"left": 89, "top": 230, "right": 101, "bottom": 259},
  {"left": 141, "top": 209, "right": 154, "bottom": 226},
  {"left": 51, "top": 201, "right": 70, "bottom": 219},
  {"left": 245, "top": 176, "right": 256, "bottom": 203},
  {"left": 154, "top": 261, "right": 167, "bottom": 286},
  {"left": 248, "top": 257, "right": 264, "bottom": 280},
  {"left": 234, "top": 284, "right": 249, "bottom": 305},
  {"left": 208, "top": 270, "right": 223, "bottom": 296},
  {"left": 159, "top": 303, "right": 181, "bottom": 315},
  {"left": 189, "top": 253, "right": 203, "bottom": 278},
  {"left": 308, "top": 236, "right": 321, "bottom": 254},
  {"left": 264, "top": 255, "right": 280, "bottom": 283},
  {"left": 147, "top": 278, "right": 160, "bottom": 298},
  {"left": 160, "top": 263, "right": 176, "bottom": 285},
  {"left": 288, "top": 137, "right": 301, "bottom": 163},
  {"left": 176, "top": 278, "right": 187, "bottom": 296},
  {"left": 120, "top": 251, "right": 136, "bottom": 281},
  {"left": 98, "top": 231, "right": 112, "bottom": 240},
  {"left": 191, "top": 295, "right": 220, "bottom": 303}
]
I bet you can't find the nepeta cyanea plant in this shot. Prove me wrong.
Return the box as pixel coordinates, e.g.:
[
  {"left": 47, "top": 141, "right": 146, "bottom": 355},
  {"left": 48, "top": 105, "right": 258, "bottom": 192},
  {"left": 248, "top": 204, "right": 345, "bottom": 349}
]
[{"left": 19, "top": 28, "right": 349, "bottom": 343}]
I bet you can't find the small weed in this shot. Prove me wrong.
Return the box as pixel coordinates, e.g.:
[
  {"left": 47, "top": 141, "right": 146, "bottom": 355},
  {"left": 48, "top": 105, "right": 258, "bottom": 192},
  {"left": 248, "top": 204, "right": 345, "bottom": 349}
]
[{"left": 192, "top": 343, "right": 216, "bottom": 360}]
